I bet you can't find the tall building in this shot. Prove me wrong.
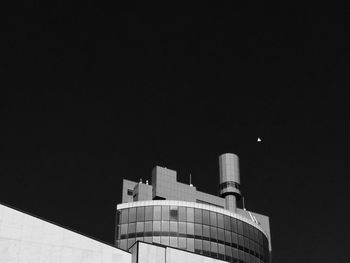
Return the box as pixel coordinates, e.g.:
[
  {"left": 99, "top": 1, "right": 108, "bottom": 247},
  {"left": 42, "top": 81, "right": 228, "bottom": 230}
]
[{"left": 115, "top": 153, "right": 272, "bottom": 263}]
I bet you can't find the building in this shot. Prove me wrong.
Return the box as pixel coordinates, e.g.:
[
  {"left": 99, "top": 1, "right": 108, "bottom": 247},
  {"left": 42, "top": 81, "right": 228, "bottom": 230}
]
[
  {"left": 0, "top": 153, "right": 271, "bottom": 263},
  {"left": 115, "top": 153, "right": 272, "bottom": 263}
]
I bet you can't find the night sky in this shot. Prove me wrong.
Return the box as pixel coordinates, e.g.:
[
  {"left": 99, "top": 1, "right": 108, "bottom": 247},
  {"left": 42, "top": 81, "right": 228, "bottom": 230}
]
[{"left": 1, "top": 2, "right": 350, "bottom": 263}]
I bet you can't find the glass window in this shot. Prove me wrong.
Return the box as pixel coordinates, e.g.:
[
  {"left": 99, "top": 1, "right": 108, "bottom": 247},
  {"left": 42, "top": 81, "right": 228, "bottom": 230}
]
[
  {"left": 194, "top": 209, "right": 202, "bottom": 224},
  {"left": 232, "top": 248, "right": 238, "bottom": 261},
  {"left": 153, "top": 206, "right": 161, "bottom": 220},
  {"left": 253, "top": 228, "right": 259, "bottom": 243},
  {"left": 179, "top": 222, "right": 186, "bottom": 236},
  {"left": 217, "top": 214, "right": 224, "bottom": 229},
  {"left": 218, "top": 244, "right": 225, "bottom": 259},
  {"left": 195, "top": 239, "right": 202, "bottom": 251},
  {"left": 218, "top": 228, "right": 225, "bottom": 243},
  {"left": 127, "top": 238, "right": 135, "bottom": 248},
  {"left": 145, "top": 206, "right": 153, "bottom": 221},
  {"left": 179, "top": 237, "right": 186, "bottom": 249},
  {"left": 203, "top": 210, "right": 210, "bottom": 225},
  {"left": 187, "top": 222, "right": 194, "bottom": 237},
  {"left": 249, "top": 239, "right": 255, "bottom": 253},
  {"left": 128, "top": 223, "right": 136, "bottom": 238},
  {"left": 225, "top": 230, "right": 231, "bottom": 244},
  {"left": 237, "top": 220, "right": 243, "bottom": 235},
  {"left": 210, "top": 226, "right": 217, "bottom": 240},
  {"left": 120, "top": 224, "right": 128, "bottom": 239},
  {"left": 162, "top": 206, "right": 169, "bottom": 220},
  {"left": 231, "top": 218, "right": 237, "bottom": 233},
  {"left": 210, "top": 242, "right": 218, "bottom": 256},
  {"left": 238, "top": 235, "right": 244, "bottom": 250},
  {"left": 162, "top": 221, "right": 169, "bottom": 234},
  {"left": 187, "top": 208, "right": 194, "bottom": 222},
  {"left": 170, "top": 206, "right": 178, "bottom": 221},
  {"left": 194, "top": 223, "right": 202, "bottom": 238},
  {"left": 144, "top": 221, "right": 152, "bottom": 236},
  {"left": 136, "top": 222, "right": 144, "bottom": 237},
  {"left": 224, "top": 215, "right": 231, "bottom": 230},
  {"left": 121, "top": 209, "right": 128, "bottom": 224},
  {"left": 203, "top": 225, "right": 210, "bottom": 240},
  {"left": 187, "top": 238, "right": 194, "bottom": 252},
  {"left": 179, "top": 207, "right": 186, "bottom": 221},
  {"left": 243, "top": 222, "right": 249, "bottom": 237},
  {"left": 153, "top": 221, "right": 161, "bottom": 236},
  {"left": 225, "top": 245, "right": 232, "bottom": 261},
  {"left": 136, "top": 207, "right": 145, "bottom": 221},
  {"left": 161, "top": 236, "right": 169, "bottom": 246},
  {"left": 170, "top": 221, "right": 178, "bottom": 235},
  {"left": 258, "top": 231, "right": 263, "bottom": 244},
  {"left": 129, "top": 208, "right": 136, "bottom": 223},
  {"left": 210, "top": 212, "right": 217, "bottom": 226},
  {"left": 249, "top": 225, "right": 255, "bottom": 240},
  {"left": 203, "top": 240, "right": 210, "bottom": 254},
  {"left": 170, "top": 236, "right": 178, "bottom": 247},
  {"left": 232, "top": 233, "right": 238, "bottom": 245},
  {"left": 153, "top": 236, "right": 160, "bottom": 244},
  {"left": 120, "top": 239, "right": 127, "bottom": 250},
  {"left": 244, "top": 237, "right": 250, "bottom": 252}
]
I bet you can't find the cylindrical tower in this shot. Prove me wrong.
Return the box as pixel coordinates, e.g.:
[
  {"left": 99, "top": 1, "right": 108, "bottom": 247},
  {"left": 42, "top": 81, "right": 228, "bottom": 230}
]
[{"left": 219, "top": 153, "right": 241, "bottom": 212}]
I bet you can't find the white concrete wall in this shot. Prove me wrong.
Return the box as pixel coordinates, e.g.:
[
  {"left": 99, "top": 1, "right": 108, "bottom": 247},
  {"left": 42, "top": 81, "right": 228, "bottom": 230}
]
[{"left": 0, "top": 203, "right": 131, "bottom": 263}]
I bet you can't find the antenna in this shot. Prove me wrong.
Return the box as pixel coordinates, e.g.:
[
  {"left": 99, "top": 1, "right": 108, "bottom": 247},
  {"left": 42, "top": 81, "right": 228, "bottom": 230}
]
[
  {"left": 189, "top": 173, "right": 193, "bottom": 187},
  {"left": 242, "top": 196, "right": 246, "bottom": 210}
]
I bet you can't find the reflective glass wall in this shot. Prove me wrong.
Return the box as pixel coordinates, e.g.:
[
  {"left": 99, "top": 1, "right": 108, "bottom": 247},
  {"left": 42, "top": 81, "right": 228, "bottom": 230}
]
[{"left": 116, "top": 205, "right": 269, "bottom": 263}]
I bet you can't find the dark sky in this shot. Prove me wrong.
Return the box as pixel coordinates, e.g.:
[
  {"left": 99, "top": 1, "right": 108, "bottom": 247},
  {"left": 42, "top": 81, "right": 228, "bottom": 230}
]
[{"left": 1, "top": 2, "right": 350, "bottom": 263}]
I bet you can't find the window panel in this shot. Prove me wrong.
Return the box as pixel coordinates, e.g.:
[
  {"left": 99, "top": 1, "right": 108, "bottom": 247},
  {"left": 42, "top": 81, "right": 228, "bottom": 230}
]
[
  {"left": 161, "top": 236, "right": 169, "bottom": 246},
  {"left": 237, "top": 220, "right": 243, "bottom": 235},
  {"left": 178, "top": 207, "right": 186, "bottom": 222},
  {"left": 129, "top": 208, "right": 136, "bottom": 223},
  {"left": 194, "top": 209, "right": 202, "bottom": 224},
  {"left": 224, "top": 215, "right": 231, "bottom": 230},
  {"left": 145, "top": 206, "right": 153, "bottom": 221},
  {"left": 187, "top": 208, "right": 194, "bottom": 222},
  {"left": 217, "top": 214, "right": 224, "bottom": 229},
  {"left": 179, "top": 237, "right": 187, "bottom": 249},
  {"left": 195, "top": 239, "right": 203, "bottom": 253},
  {"left": 210, "top": 241, "right": 218, "bottom": 256},
  {"left": 144, "top": 221, "right": 152, "bottom": 236},
  {"left": 187, "top": 222, "right": 194, "bottom": 237},
  {"left": 218, "top": 244, "right": 225, "bottom": 260},
  {"left": 203, "top": 240, "right": 211, "bottom": 254},
  {"left": 218, "top": 228, "right": 225, "bottom": 243},
  {"left": 144, "top": 236, "right": 152, "bottom": 244},
  {"left": 153, "top": 221, "right": 161, "bottom": 236},
  {"left": 243, "top": 222, "right": 249, "bottom": 237},
  {"left": 120, "top": 224, "right": 128, "bottom": 239},
  {"left": 203, "top": 210, "right": 210, "bottom": 225},
  {"left": 231, "top": 218, "right": 237, "bottom": 233},
  {"left": 225, "top": 245, "right": 232, "bottom": 260},
  {"left": 187, "top": 238, "right": 194, "bottom": 252},
  {"left": 232, "top": 248, "right": 238, "bottom": 260},
  {"left": 170, "top": 236, "right": 178, "bottom": 247},
  {"left": 238, "top": 235, "right": 244, "bottom": 250},
  {"left": 153, "top": 206, "right": 161, "bottom": 220},
  {"left": 162, "top": 221, "right": 169, "bottom": 234},
  {"left": 170, "top": 206, "right": 178, "bottom": 221},
  {"left": 194, "top": 223, "right": 202, "bottom": 238},
  {"left": 128, "top": 223, "right": 136, "bottom": 238},
  {"left": 136, "top": 222, "right": 144, "bottom": 237},
  {"left": 225, "top": 230, "right": 231, "bottom": 244},
  {"left": 203, "top": 225, "right": 210, "bottom": 240},
  {"left": 210, "top": 212, "right": 217, "bottom": 226},
  {"left": 121, "top": 209, "right": 128, "bottom": 224},
  {"left": 153, "top": 236, "right": 160, "bottom": 244},
  {"left": 136, "top": 207, "right": 145, "bottom": 221},
  {"left": 210, "top": 226, "right": 217, "bottom": 240},
  {"left": 170, "top": 221, "right": 178, "bottom": 235},
  {"left": 120, "top": 239, "right": 127, "bottom": 250},
  {"left": 179, "top": 222, "right": 186, "bottom": 236},
  {"left": 162, "top": 206, "right": 169, "bottom": 220},
  {"left": 232, "top": 233, "right": 238, "bottom": 245}
]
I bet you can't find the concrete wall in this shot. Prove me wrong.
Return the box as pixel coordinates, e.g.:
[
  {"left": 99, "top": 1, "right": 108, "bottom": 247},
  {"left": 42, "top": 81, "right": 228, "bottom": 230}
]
[{"left": 0, "top": 203, "right": 131, "bottom": 263}]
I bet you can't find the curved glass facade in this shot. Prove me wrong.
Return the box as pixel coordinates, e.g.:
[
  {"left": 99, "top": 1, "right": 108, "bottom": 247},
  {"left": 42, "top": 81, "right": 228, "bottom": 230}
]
[{"left": 116, "top": 205, "right": 269, "bottom": 263}]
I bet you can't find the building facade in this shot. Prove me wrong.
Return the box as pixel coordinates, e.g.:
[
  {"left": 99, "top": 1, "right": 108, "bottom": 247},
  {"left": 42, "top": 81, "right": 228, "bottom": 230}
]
[{"left": 115, "top": 153, "right": 272, "bottom": 263}]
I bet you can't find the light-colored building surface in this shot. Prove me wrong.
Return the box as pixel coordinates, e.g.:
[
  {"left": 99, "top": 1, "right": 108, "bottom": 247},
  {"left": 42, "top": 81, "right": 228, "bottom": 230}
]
[{"left": 0, "top": 203, "right": 131, "bottom": 263}]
